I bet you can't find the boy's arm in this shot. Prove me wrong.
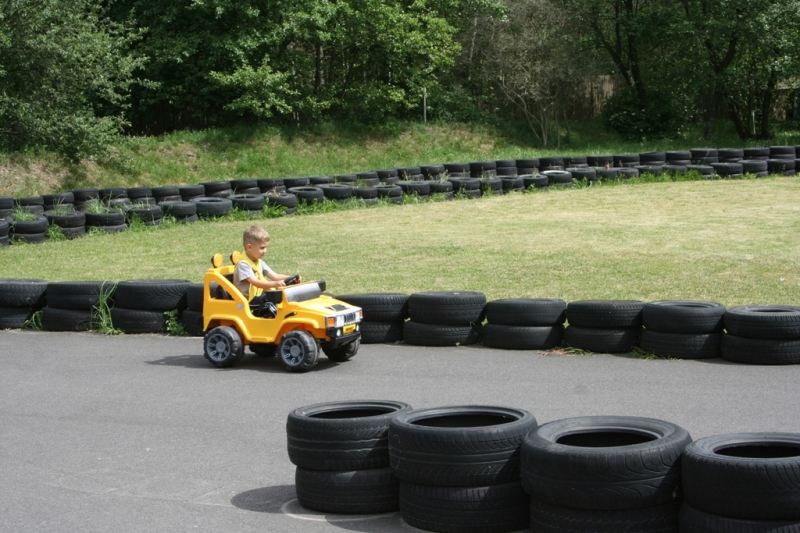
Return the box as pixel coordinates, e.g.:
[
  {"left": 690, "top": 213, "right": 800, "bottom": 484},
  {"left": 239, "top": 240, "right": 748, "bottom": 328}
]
[
  {"left": 266, "top": 271, "right": 301, "bottom": 283},
  {"left": 246, "top": 276, "right": 285, "bottom": 290}
]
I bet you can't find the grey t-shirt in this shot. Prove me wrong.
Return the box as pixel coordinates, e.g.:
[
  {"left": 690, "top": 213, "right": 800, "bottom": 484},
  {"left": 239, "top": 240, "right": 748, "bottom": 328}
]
[{"left": 233, "top": 259, "right": 273, "bottom": 296}]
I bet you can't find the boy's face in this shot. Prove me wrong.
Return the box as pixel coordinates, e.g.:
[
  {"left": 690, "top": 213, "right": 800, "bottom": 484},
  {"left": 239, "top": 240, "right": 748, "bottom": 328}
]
[{"left": 245, "top": 240, "right": 268, "bottom": 260}]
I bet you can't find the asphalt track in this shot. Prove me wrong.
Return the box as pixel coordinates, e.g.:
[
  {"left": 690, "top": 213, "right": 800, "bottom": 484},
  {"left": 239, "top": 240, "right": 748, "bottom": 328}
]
[{"left": 2, "top": 330, "right": 799, "bottom": 533}]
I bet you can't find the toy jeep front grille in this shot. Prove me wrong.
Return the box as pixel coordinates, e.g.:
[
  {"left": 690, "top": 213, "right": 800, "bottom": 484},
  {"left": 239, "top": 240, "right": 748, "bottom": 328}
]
[
  {"left": 328, "top": 304, "right": 348, "bottom": 311},
  {"left": 342, "top": 312, "right": 359, "bottom": 324}
]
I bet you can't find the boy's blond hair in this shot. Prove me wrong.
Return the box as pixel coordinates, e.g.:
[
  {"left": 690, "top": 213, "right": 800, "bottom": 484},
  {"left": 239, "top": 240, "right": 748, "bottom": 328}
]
[{"left": 243, "top": 225, "right": 270, "bottom": 245}]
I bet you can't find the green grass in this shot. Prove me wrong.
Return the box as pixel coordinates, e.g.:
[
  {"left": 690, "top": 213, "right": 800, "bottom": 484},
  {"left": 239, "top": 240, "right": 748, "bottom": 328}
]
[
  {"left": 2, "top": 119, "right": 800, "bottom": 197},
  {"left": 2, "top": 176, "right": 798, "bottom": 307}
]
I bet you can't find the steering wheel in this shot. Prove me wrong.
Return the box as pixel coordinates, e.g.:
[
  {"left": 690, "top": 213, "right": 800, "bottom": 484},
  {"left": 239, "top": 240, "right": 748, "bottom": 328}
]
[{"left": 283, "top": 274, "right": 300, "bottom": 286}]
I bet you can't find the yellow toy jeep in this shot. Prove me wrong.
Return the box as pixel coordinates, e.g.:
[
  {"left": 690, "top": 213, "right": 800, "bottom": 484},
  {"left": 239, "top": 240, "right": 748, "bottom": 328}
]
[{"left": 201, "top": 252, "right": 362, "bottom": 372}]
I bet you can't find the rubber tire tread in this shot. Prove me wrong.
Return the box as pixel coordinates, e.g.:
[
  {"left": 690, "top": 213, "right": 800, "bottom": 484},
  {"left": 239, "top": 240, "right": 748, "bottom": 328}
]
[
  {"left": 682, "top": 433, "right": 800, "bottom": 520},
  {"left": 721, "top": 335, "right": 800, "bottom": 365},
  {"left": 41, "top": 307, "right": 92, "bottom": 331},
  {"left": 295, "top": 467, "right": 399, "bottom": 514},
  {"left": 389, "top": 405, "right": 538, "bottom": 486},
  {"left": 400, "top": 481, "right": 530, "bottom": 533},
  {"left": 45, "top": 281, "right": 114, "bottom": 310},
  {"left": 679, "top": 503, "right": 800, "bottom": 533},
  {"left": 564, "top": 326, "right": 641, "bottom": 353},
  {"left": 408, "top": 291, "right": 486, "bottom": 325},
  {"left": 336, "top": 293, "right": 409, "bottom": 322},
  {"left": 110, "top": 307, "right": 166, "bottom": 333},
  {"left": 484, "top": 298, "right": 566, "bottom": 326},
  {"left": 724, "top": 305, "right": 800, "bottom": 339},
  {"left": 185, "top": 283, "right": 204, "bottom": 312},
  {"left": 566, "top": 300, "right": 644, "bottom": 328},
  {"left": 287, "top": 400, "right": 412, "bottom": 470},
  {"left": 114, "top": 279, "right": 190, "bottom": 311},
  {"left": 529, "top": 499, "right": 680, "bottom": 533},
  {"left": 642, "top": 301, "right": 726, "bottom": 333},
  {"left": 181, "top": 309, "right": 204, "bottom": 336},
  {"left": 521, "top": 415, "right": 692, "bottom": 510},
  {"left": 482, "top": 324, "right": 564, "bottom": 350},
  {"left": 0, "top": 307, "right": 33, "bottom": 328},
  {"left": 402, "top": 321, "right": 480, "bottom": 346},
  {"left": 640, "top": 330, "right": 721, "bottom": 359},
  {"left": 359, "top": 321, "right": 404, "bottom": 344},
  {"left": 0, "top": 279, "right": 48, "bottom": 308}
]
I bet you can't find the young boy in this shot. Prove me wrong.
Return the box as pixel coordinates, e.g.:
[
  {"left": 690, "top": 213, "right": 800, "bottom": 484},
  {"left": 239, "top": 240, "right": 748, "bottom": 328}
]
[{"left": 234, "top": 225, "right": 299, "bottom": 302}]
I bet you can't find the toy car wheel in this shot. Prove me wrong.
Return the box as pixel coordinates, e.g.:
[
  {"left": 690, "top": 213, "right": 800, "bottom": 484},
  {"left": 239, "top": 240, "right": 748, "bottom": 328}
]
[
  {"left": 250, "top": 344, "right": 277, "bottom": 357},
  {"left": 204, "top": 326, "right": 244, "bottom": 368},
  {"left": 278, "top": 330, "right": 319, "bottom": 372},
  {"left": 323, "top": 339, "right": 360, "bottom": 362}
]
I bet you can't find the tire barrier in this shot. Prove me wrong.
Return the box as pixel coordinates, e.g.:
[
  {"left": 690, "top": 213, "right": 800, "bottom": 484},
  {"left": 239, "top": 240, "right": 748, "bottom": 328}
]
[
  {"left": 110, "top": 279, "right": 191, "bottom": 334},
  {"left": 721, "top": 305, "right": 800, "bottom": 365},
  {"left": 41, "top": 281, "right": 114, "bottom": 332},
  {"left": 287, "top": 400, "right": 412, "bottom": 514},
  {"left": 564, "top": 300, "right": 644, "bottom": 353},
  {"left": 641, "top": 301, "right": 726, "bottom": 359},
  {"left": 404, "top": 291, "right": 485, "bottom": 346},
  {"left": 0, "top": 278, "right": 47, "bottom": 329},
  {"left": 482, "top": 298, "right": 566, "bottom": 350},
  {"left": 335, "top": 293, "right": 409, "bottom": 344},
  {"left": 390, "top": 405, "right": 537, "bottom": 533}
]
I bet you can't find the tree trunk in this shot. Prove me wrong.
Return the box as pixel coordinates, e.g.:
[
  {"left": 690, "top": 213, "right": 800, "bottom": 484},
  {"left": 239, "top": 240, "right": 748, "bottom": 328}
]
[{"left": 759, "top": 73, "right": 776, "bottom": 139}]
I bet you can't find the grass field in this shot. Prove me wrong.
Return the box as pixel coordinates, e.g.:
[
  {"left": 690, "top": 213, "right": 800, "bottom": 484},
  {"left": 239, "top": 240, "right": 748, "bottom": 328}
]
[
  {"left": 3, "top": 119, "right": 800, "bottom": 197},
  {"left": 2, "top": 177, "right": 798, "bottom": 307}
]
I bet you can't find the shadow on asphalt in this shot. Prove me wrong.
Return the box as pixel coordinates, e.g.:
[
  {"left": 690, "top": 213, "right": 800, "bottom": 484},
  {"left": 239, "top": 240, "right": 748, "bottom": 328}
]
[
  {"left": 145, "top": 354, "right": 342, "bottom": 373},
  {"left": 609, "top": 353, "right": 737, "bottom": 365}
]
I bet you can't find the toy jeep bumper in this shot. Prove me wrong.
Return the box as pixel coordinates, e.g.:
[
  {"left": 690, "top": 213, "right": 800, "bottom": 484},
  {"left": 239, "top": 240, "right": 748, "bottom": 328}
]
[{"left": 201, "top": 255, "right": 362, "bottom": 372}]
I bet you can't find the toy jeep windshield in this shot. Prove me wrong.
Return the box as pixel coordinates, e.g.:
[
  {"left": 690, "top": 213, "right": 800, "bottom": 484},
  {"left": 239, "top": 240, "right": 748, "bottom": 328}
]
[{"left": 201, "top": 252, "right": 362, "bottom": 372}]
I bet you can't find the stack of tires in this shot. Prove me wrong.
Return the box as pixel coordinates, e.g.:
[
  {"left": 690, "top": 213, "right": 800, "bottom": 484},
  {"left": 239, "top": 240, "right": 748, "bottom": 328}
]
[
  {"left": 0, "top": 195, "right": 13, "bottom": 220},
  {"left": 403, "top": 291, "right": 484, "bottom": 346},
  {"left": 564, "top": 300, "right": 643, "bottom": 353},
  {"left": 288, "top": 400, "right": 412, "bottom": 514},
  {"left": 160, "top": 201, "right": 198, "bottom": 223},
  {"left": 768, "top": 146, "right": 797, "bottom": 176},
  {"left": 516, "top": 158, "right": 539, "bottom": 175},
  {"left": 318, "top": 184, "right": 354, "bottom": 204},
  {"left": 179, "top": 185, "right": 205, "bottom": 202},
  {"left": 125, "top": 203, "right": 163, "bottom": 226},
  {"left": 721, "top": 305, "right": 800, "bottom": 365},
  {"left": 44, "top": 208, "right": 86, "bottom": 239},
  {"left": 447, "top": 176, "right": 481, "bottom": 198},
  {"left": 640, "top": 301, "right": 726, "bottom": 359},
  {"left": 230, "top": 193, "right": 265, "bottom": 214},
  {"left": 0, "top": 279, "right": 47, "bottom": 328},
  {"left": 522, "top": 416, "right": 692, "bottom": 533},
  {"left": 481, "top": 298, "right": 566, "bottom": 350},
  {"left": 41, "top": 281, "right": 113, "bottom": 332},
  {"left": 191, "top": 197, "right": 232, "bottom": 218},
  {"left": 0, "top": 218, "right": 8, "bottom": 247},
  {"left": 335, "top": 293, "right": 408, "bottom": 344},
  {"left": 390, "top": 405, "right": 537, "bottom": 533},
  {"left": 110, "top": 279, "right": 191, "bottom": 333},
  {"left": 14, "top": 196, "right": 45, "bottom": 215},
  {"left": 10, "top": 214, "right": 48, "bottom": 244},
  {"left": 84, "top": 208, "right": 127, "bottom": 234},
  {"left": 264, "top": 192, "right": 298, "bottom": 214},
  {"left": 182, "top": 283, "right": 205, "bottom": 336},
  {"left": 202, "top": 181, "right": 232, "bottom": 198},
  {"left": 680, "top": 432, "right": 800, "bottom": 532}
]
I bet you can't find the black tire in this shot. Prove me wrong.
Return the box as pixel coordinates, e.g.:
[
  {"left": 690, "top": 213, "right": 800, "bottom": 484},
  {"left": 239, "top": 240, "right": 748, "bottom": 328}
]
[
  {"left": 375, "top": 185, "right": 402, "bottom": 198},
  {"left": 523, "top": 175, "right": 549, "bottom": 189},
  {"left": 0, "top": 279, "right": 48, "bottom": 308},
  {"left": 177, "top": 214, "right": 200, "bottom": 223},
  {"left": 185, "top": 283, "right": 204, "bottom": 312},
  {"left": 278, "top": 329, "right": 319, "bottom": 372},
  {"left": 712, "top": 162, "right": 744, "bottom": 176},
  {"left": 567, "top": 300, "right": 644, "bottom": 328},
  {"left": 0, "top": 219, "right": 8, "bottom": 237},
  {"left": 721, "top": 335, "right": 800, "bottom": 365},
  {"left": 44, "top": 210, "right": 85, "bottom": 229},
  {"left": 45, "top": 281, "right": 115, "bottom": 310},
  {"left": 111, "top": 307, "right": 167, "bottom": 334},
  {"left": 11, "top": 232, "right": 46, "bottom": 244},
  {"left": 683, "top": 433, "right": 800, "bottom": 520},
  {"left": 389, "top": 405, "right": 537, "bottom": 486},
  {"left": 484, "top": 298, "right": 566, "bottom": 326},
  {"left": 71, "top": 188, "right": 100, "bottom": 202},
  {"left": 428, "top": 181, "right": 454, "bottom": 193},
  {"left": 0, "top": 307, "right": 34, "bottom": 328},
  {"left": 323, "top": 338, "right": 360, "bottom": 362},
  {"left": 288, "top": 186, "right": 324, "bottom": 205},
  {"left": 98, "top": 187, "right": 126, "bottom": 201},
  {"left": 636, "top": 164, "right": 664, "bottom": 176},
  {"left": 564, "top": 326, "right": 641, "bottom": 353},
  {"left": 530, "top": 499, "right": 680, "bottom": 533},
  {"left": 400, "top": 481, "right": 530, "bottom": 533},
  {"left": 408, "top": 291, "right": 486, "bottom": 325},
  {"left": 204, "top": 325, "right": 245, "bottom": 367},
  {"left": 642, "top": 301, "right": 726, "bottom": 334},
  {"left": 126, "top": 205, "right": 163, "bottom": 223},
  {"left": 613, "top": 154, "right": 640, "bottom": 166},
  {"left": 595, "top": 168, "right": 619, "bottom": 179},
  {"left": 398, "top": 181, "right": 431, "bottom": 196},
  {"left": 539, "top": 157, "right": 565, "bottom": 168},
  {"left": 249, "top": 343, "right": 277, "bottom": 357},
  {"left": 543, "top": 170, "right": 573, "bottom": 185},
  {"left": 114, "top": 279, "right": 190, "bottom": 311},
  {"left": 403, "top": 321, "right": 480, "bottom": 346},
  {"left": 679, "top": 503, "right": 800, "bottom": 533},
  {"left": 617, "top": 167, "right": 641, "bottom": 178},
  {"left": 287, "top": 399, "right": 413, "bottom": 470},
  {"left": 687, "top": 165, "right": 714, "bottom": 176},
  {"left": 283, "top": 177, "right": 310, "bottom": 188},
  {"left": 664, "top": 165, "right": 688, "bottom": 175},
  {"left": 500, "top": 177, "right": 523, "bottom": 190},
  {"left": 41, "top": 307, "right": 92, "bottom": 331},
  {"left": 191, "top": 197, "right": 233, "bottom": 217},
  {"left": 0, "top": 235, "right": 8, "bottom": 247},
  {"left": 11, "top": 215, "right": 48, "bottom": 234},
  {"left": 639, "top": 151, "right": 667, "bottom": 163},
  {"left": 295, "top": 467, "right": 399, "bottom": 514},
  {"left": 42, "top": 192, "right": 75, "bottom": 206},
  {"left": 640, "top": 330, "right": 721, "bottom": 359},
  {"left": 230, "top": 193, "right": 265, "bottom": 211},
  {"left": 742, "top": 160, "right": 769, "bottom": 173},
  {"left": 177, "top": 184, "right": 204, "bottom": 198},
  {"left": 587, "top": 155, "right": 614, "bottom": 166},
  {"left": 265, "top": 193, "right": 298, "bottom": 209},
  {"left": 84, "top": 211, "right": 125, "bottom": 227},
  {"left": 318, "top": 184, "right": 353, "bottom": 200},
  {"left": 181, "top": 309, "right": 204, "bottom": 336},
  {"left": 201, "top": 181, "right": 231, "bottom": 195},
  {"left": 521, "top": 415, "right": 692, "bottom": 510},
  {"left": 744, "top": 148, "right": 771, "bottom": 159},
  {"left": 58, "top": 225, "right": 85, "bottom": 240},
  {"left": 568, "top": 168, "right": 597, "bottom": 181},
  {"left": 448, "top": 177, "right": 480, "bottom": 192},
  {"left": 352, "top": 187, "right": 378, "bottom": 200},
  {"left": 482, "top": 324, "right": 564, "bottom": 350},
  {"left": 336, "top": 293, "right": 409, "bottom": 322},
  {"left": 360, "top": 321, "right": 404, "bottom": 344},
  {"left": 126, "top": 186, "right": 153, "bottom": 200},
  {"left": 90, "top": 224, "right": 128, "bottom": 234},
  {"left": 158, "top": 201, "right": 197, "bottom": 217},
  {"left": 724, "top": 305, "right": 800, "bottom": 339}
]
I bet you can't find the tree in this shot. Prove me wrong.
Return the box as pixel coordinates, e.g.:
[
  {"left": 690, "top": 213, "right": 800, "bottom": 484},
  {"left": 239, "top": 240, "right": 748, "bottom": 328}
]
[{"left": 0, "top": 0, "right": 143, "bottom": 159}]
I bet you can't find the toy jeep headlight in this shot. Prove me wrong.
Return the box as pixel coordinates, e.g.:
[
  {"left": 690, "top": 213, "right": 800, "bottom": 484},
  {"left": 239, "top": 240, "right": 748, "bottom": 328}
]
[{"left": 326, "top": 310, "right": 362, "bottom": 328}]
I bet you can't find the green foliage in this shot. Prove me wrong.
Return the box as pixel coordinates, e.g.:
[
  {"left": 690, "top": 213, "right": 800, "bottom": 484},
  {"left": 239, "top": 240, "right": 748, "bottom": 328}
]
[
  {"left": 92, "top": 283, "right": 121, "bottom": 335},
  {"left": 601, "top": 87, "right": 687, "bottom": 141},
  {"left": 22, "top": 310, "right": 43, "bottom": 330},
  {"left": 0, "top": 0, "right": 144, "bottom": 160},
  {"left": 164, "top": 310, "right": 187, "bottom": 336}
]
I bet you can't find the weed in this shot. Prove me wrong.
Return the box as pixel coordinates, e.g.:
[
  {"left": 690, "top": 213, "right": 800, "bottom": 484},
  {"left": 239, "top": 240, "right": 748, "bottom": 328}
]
[
  {"left": 82, "top": 201, "right": 116, "bottom": 214},
  {"left": 22, "top": 310, "right": 43, "bottom": 330},
  {"left": 92, "top": 283, "right": 121, "bottom": 335},
  {"left": 46, "top": 204, "right": 75, "bottom": 216},
  {"left": 630, "top": 347, "right": 659, "bottom": 360},
  {"left": 164, "top": 309, "right": 188, "bottom": 336},
  {"left": 12, "top": 207, "right": 37, "bottom": 221},
  {"left": 263, "top": 203, "right": 288, "bottom": 218},
  {"left": 45, "top": 224, "right": 67, "bottom": 241}
]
